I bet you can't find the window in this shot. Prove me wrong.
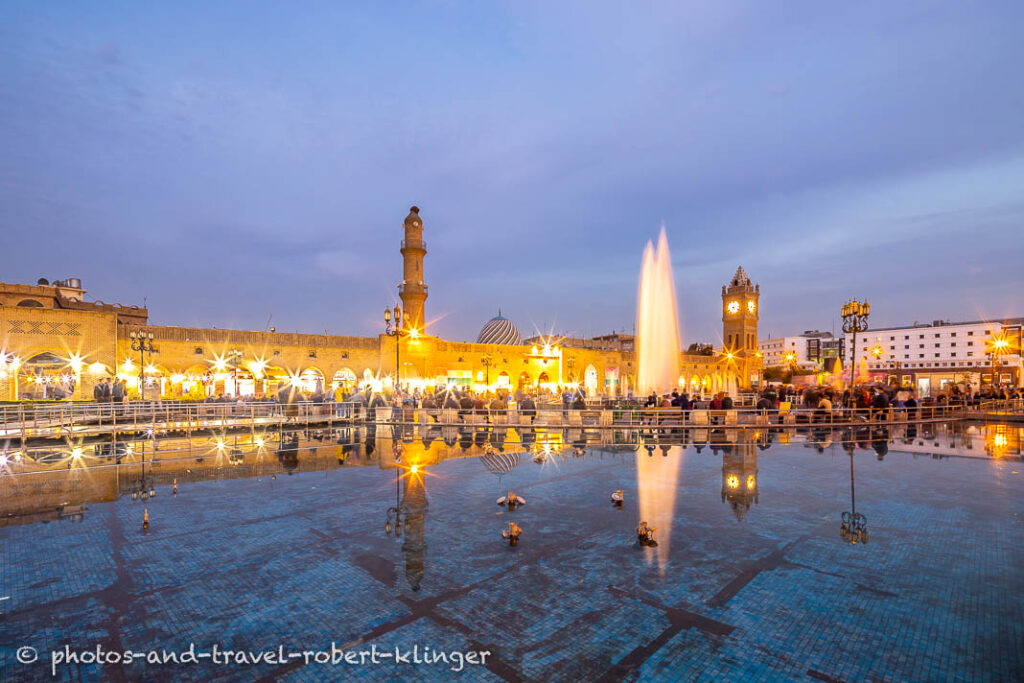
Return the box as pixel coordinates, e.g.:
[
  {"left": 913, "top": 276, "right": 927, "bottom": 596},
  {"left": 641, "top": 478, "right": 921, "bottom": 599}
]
[
  {"left": 904, "top": 335, "right": 909, "bottom": 340},
  {"left": 935, "top": 343, "right": 940, "bottom": 348},
  {"left": 934, "top": 333, "right": 940, "bottom": 338},
  {"left": 889, "top": 336, "right": 895, "bottom": 341},
  {"left": 967, "top": 352, "right": 973, "bottom": 357},
  {"left": 934, "top": 353, "right": 940, "bottom": 358},
  {"left": 919, "top": 344, "right": 924, "bottom": 349},
  {"left": 951, "top": 342, "right": 956, "bottom": 347},
  {"left": 919, "top": 334, "right": 924, "bottom": 339},
  {"left": 904, "top": 354, "right": 909, "bottom": 359},
  {"left": 889, "top": 345, "right": 895, "bottom": 350},
  {"left": 968, "top": 341, "right": 974, "bottom": 346},
  {"left": 951, "top": 332, "right": 957, "bottom": 337},
  {"left": 904, "top": 345, "right": 909, "bottom": 349},
  {"left": 968, "top": 331, "right": 974, "bottom": 336},
  {"left": 919, "top": 354, "right": 924, "bottom": 358},
  {"left": 952, "top": 353, "right": 957, "bottom": 358}
]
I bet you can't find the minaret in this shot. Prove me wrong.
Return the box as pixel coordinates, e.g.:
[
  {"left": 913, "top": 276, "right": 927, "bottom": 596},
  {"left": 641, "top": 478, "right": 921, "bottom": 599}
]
[{"left": 399, "top": 206, "right": 427, "bottom": 332}]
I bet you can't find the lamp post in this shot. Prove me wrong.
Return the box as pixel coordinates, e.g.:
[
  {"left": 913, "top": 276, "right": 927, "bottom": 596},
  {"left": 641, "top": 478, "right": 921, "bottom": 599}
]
[
  {"left": 228, "top": 349, "right": 243, "bottom": 397},
  {"left": 841, "top": 300, "right": 870, "bottom": 391},
  {"left": 384, "top": 304, "right": 402, "bottom": 393},
  {"left": 566, "top": 356, "right": 576, "bottom": 384},
  {"left": 840, "top": 450, "right": 868, "bottom": 544},
  {"left": 988, "top": 336, "right": 1009, "bottom": 386},
  {"left": 129, "top": 330, "right": 156, "bottom": 401},
  {"left": 481, "top": 354, "right": 493, "bottom": 389},
  {"left": 385, "top": 466, "right": 405, "bottom": 537}
]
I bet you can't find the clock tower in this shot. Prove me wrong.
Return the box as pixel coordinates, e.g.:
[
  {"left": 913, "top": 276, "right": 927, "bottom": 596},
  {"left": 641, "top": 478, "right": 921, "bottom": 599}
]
[{"left": 722, "top": 266, "right": 759, "bottom": 354}]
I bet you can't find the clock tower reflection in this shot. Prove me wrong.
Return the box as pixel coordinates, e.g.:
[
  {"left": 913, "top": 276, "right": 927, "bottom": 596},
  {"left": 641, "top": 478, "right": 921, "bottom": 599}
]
[{"left": 721, "top": 429, "right": 759, "bottom": 521}]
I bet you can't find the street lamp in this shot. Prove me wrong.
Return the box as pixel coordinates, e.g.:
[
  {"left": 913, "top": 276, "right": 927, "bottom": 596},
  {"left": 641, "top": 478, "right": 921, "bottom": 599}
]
[
  {"left": 841, "top": 300, "right": 870, "bottom": 391},
  {"left": 988, "top": 335, "right": 1009, "bottom": 386},
  {"left": 566, "top": 356, "right": 576, "bottom": 383},
  {"left": 129, "top": 330, "right": 156, "bottom": 401},
  {"left": 384, "top": 304, "right": 402, "bottom": 393},
  {"left": 481, "top": 354, "right": 493, "bottom": 388},
  {"left": 228, "top": 349, "right": 243, "bottom": 397},
  {"left": 384, "top": 466, "right": 406, "bottom": 537},
  {"left": 840, "top": 451, "right": 868, "bottom": 544}
]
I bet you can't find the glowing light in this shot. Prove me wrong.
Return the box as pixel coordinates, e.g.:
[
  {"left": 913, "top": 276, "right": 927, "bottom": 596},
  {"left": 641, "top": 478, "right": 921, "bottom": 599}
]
[
  {"left": 145, "top": 363, "right": 159, "bottom": 375},
  {"left": 746, "top": 475, "right": 756, "bottom": 490},
  {"left": 88, "top": 362, "right": 106, "bottom": 376},
  {"left": 121, "top": 358, "right": 135, "bottom": 372},
  {"left": 408, "top": 328, "right": 420, "bottom": 340},
  {"left": 726, "top": 474, "right": 739, "bottom": 489},
  {"left": 410, "top": 464, "right": 420, "bottom": 474},
  {"left": 170, "top": 373, "right": 185, "bottom": 383},
  {"left": 289, "top": 375, "right": 303, "bottom": 388},
  {"left": 212, "top": 357, "right": 228, "bottom": 372},
  {"left": 71, "top": 447, "right": 83, "bottom": 459},
  {"left": 216, "top": 439, "right": 226, "bottom": 451},
  {"left": 255, "top": 437, "right": 265, "bottom": 448},
  {"left": 726, "top": 352, "right": 734, "bottom": 360},
  {"left": 67, "top": 354, "right": 84, "bottom": 373},
  {"left": 249, "top": 358, "right": 267, "bottom": 378}
]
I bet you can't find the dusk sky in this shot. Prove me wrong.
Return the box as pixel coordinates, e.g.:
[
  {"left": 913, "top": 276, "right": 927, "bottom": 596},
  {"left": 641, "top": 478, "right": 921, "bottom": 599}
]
[{"left": 2, "top": 1, "right": 1022, "bottom": 345}]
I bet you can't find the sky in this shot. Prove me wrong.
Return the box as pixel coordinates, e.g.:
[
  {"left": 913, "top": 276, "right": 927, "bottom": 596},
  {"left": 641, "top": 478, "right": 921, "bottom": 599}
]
[{"left": 1, "top": 1, "right": 1022, "bottom": 346}]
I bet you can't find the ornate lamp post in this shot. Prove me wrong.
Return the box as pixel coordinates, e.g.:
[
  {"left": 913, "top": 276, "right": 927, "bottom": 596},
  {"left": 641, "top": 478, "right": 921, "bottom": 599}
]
[
  {"left": 566, "top": 356, "right": 576, "bottom": 384},
  {"left": 228, "top": 349, "right": 243, "bottom": 397},
  {"left": 841, "top": 300, "right": 870, "bottom": 391},
  {"left": 385, "top": 466, "right": 405, "bottom": 537},
  {"left": 129, "top": 330, "right": 156, "bottom": 401},
  {"left": 840, "top": 451, "right": 868, "bottom": 544},
  {"left": 384, "top": 304, "right": 402, "bottom": 393},
  {"left": 481, "top": 354, "right": 493, "bottom": 388}
]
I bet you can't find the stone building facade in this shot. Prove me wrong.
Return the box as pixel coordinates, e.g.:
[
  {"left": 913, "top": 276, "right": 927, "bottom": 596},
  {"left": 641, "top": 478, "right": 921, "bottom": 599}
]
[{"left": 1, "top": 208, "right": 759, "bottom": 401}]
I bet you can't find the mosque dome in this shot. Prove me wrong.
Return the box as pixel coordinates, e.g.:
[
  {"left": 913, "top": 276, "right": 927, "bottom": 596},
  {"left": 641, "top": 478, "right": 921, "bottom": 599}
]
[{"left": 476, "top": 310, "right": 521, "bottom": 345}]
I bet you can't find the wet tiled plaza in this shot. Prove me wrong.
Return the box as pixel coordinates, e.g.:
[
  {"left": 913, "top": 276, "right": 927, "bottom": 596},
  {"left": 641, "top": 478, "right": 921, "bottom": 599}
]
[{"left": 1, "top": 428, "right": 1022, "bottom": 681}]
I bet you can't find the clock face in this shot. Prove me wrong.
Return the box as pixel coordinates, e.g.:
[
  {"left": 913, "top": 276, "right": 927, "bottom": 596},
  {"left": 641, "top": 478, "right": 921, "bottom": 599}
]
[
  {"left": 726, "top": 300, "right": 740, "bottom": 315},
  {"left": 747, "top": 300, "right": 757, "bottom": 314}
]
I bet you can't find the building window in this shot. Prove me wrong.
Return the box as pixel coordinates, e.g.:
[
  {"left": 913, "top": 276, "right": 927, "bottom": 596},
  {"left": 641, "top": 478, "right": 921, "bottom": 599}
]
[
  {"left": 919, "top": 354, "right": 924, "bottom": 358},
  {"left": 968, "top": 341, "right": 974, "bottom": 346},
  {"left": 967, "top": 352, "right": 973, "bottom": 357},
  {"left": 904, "top": 345, "right": 909, "bottom": 349},
  {"left": 935, "top": 333, "right": 940, "bottom": 338},
  {"left": 951, "top": 353, "right": 957, "bottom": 358},
  {"left": 951, "top": 332, "right": 957, "bottom": 337},
  {"left": 194, "top": 347, "right": 203, "bottom": 355},
  {"left": 934, "top": 353, "right": 940, "bottom": 358},
  {"left": 889, "top": 336, "right": 895, "bottom": 341},
  {"left": 968, "top": 331, "right": 974, "bottom": 336},
  {"left": 951, "top": 342, "right": 956, "bottom": 347}
]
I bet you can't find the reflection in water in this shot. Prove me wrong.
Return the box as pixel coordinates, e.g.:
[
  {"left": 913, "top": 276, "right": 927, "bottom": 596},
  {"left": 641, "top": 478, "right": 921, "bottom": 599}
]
[
  {"left": 401, "top": 471, "right": 428, "bottom": 591},
  {"left": 3, "top": 421, "right": 1022, "bottom": 535},
  {"left": 635, "top": 441, "right": 683, "bottom": 572},
  {"left": 721, "top": 430, "right": 758, "bottom": 521}
]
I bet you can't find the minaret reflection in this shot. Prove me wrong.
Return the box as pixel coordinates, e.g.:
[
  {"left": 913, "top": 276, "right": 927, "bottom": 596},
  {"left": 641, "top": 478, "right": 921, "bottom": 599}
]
[
  {"left": 721, "top": 429, "right": 759, "bottom": 521},
  {"left": 400, "top": 469, "right": 428, "bottom": 591}
]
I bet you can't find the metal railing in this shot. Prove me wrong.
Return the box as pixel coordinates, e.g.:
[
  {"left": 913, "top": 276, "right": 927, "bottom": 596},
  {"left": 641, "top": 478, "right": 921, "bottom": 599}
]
[{"left": 0, "top": 400, "right": 366, "bottom": 440}]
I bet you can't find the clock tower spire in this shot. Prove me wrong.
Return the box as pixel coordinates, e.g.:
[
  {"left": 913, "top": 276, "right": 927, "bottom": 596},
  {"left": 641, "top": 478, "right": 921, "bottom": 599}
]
[{"left": 722, "top": 266, "right": 759, "bottom": 354}]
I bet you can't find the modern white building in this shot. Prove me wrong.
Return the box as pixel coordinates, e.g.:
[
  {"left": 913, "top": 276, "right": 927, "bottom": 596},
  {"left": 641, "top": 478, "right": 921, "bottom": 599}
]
[
  {"left": 758, "top": 330, "right": 839, "bottom": 370},
  {"left": 844, "top": 318, "right": 1023, "bottom": 395}
]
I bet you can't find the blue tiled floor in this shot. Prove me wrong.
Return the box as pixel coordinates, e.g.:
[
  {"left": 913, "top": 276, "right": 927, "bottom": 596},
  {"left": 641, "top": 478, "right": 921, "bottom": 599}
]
[{"left": 1, "top": 441, "right": 1022, "bottom": 681}]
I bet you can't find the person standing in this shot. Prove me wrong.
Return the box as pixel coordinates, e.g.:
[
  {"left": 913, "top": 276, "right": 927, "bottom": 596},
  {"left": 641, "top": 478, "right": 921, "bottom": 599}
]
[{"left": 112, "top": 378, "right": 126, "bottom": 404}]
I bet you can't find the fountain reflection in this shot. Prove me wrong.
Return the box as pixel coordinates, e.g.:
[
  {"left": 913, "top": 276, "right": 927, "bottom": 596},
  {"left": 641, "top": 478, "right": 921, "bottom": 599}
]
[{"left": 635, "top": 437, "right": 683, "bottom": 572}]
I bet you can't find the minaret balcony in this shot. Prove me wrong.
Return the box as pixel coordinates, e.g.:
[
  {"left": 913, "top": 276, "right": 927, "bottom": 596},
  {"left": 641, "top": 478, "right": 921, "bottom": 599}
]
[
  {"left": 399, "top": 281, "right": 428, "bottom": 295},
  {"left": 401, "top": 239, "right": 427, "bottom": 251}
]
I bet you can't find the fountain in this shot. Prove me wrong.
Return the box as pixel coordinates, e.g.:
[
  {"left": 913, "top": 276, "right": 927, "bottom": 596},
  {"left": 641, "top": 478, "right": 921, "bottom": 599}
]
[
  {"left": 635, "top": 227, "right": 685, "bottom": 573},
  {"left": 636, "top": 226, "right": 680, "bottom": 395}
]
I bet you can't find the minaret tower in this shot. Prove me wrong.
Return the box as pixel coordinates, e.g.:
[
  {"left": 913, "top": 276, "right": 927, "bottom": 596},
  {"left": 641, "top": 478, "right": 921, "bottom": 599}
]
[{"left": 399, "top": 206, "right": 427, "bottom": 331}]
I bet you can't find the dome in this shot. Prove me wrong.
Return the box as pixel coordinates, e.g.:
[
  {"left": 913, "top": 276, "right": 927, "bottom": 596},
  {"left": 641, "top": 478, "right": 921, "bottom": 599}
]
[{"left": 476, "top": 310, "right": 521, "bottom": 345}]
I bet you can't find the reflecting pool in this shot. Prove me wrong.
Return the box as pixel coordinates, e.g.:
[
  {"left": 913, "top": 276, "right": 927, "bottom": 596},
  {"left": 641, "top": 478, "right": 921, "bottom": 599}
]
[{"left": 1, "top": 422, "right": 1022, "bottom": 681}]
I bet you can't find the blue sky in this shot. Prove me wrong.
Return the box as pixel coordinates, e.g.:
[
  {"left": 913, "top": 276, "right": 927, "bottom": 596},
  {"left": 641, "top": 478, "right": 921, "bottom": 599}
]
[{"left": 1, "top": 1, "right": 1022, "bottom": 345}]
